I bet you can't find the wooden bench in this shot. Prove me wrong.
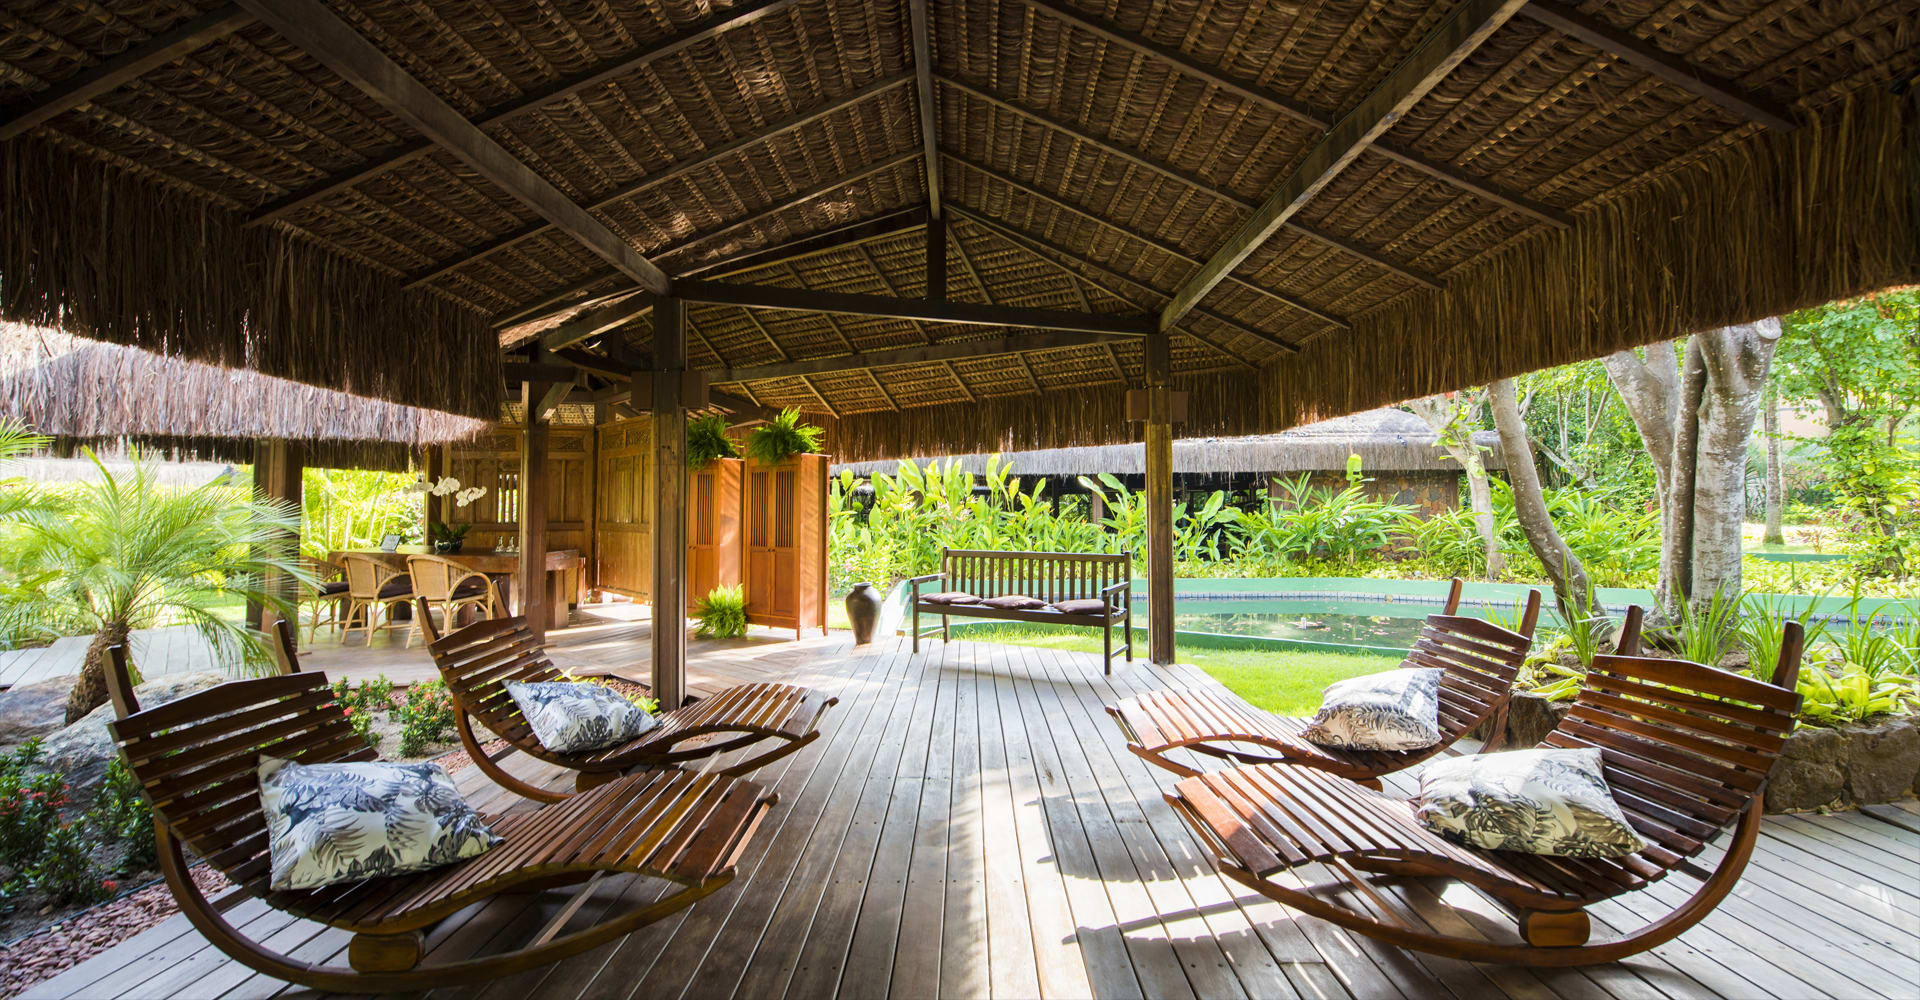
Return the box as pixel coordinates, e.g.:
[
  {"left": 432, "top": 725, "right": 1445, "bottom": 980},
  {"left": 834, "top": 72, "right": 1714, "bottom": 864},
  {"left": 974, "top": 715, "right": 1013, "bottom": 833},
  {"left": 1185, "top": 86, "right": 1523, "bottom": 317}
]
[{"left": 909, "top": 548, "right": 1132, "bottom": 671}]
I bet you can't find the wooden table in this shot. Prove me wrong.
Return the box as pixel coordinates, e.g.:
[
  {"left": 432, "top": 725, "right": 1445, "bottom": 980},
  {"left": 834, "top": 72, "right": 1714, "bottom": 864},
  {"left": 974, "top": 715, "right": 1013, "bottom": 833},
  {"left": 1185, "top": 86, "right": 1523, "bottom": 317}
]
[{"left": 330, "top": 549, "right": 584, "bottom": 631}]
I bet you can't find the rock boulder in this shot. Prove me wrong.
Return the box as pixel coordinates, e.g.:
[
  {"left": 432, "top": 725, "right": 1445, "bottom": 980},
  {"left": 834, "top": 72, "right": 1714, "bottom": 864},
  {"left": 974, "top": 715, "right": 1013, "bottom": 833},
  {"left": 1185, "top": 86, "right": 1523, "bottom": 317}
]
[
  {"left": 31, "top": 671, "right": 229, "bottom": 812},
  {"left": 0, "top": 674, "right": 79, "bottom": 746}
]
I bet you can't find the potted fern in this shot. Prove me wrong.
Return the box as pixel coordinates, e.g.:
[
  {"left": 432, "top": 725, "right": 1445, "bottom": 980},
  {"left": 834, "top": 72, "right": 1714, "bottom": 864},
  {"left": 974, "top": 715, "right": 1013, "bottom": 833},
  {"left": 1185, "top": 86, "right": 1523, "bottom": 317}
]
[
  {"left": 744, "top": 407, "right": 824, "bottom": 465},
  {"left": 686, "top": 413, "right": 740, "bottom": 471}
]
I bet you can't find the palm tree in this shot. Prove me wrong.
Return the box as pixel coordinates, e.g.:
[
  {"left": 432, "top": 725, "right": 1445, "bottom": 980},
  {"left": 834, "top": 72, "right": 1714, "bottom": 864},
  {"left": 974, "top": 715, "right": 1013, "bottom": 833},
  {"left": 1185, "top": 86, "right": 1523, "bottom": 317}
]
[{"left": 3, "top": 449, "right": 308, "bottom": 723}]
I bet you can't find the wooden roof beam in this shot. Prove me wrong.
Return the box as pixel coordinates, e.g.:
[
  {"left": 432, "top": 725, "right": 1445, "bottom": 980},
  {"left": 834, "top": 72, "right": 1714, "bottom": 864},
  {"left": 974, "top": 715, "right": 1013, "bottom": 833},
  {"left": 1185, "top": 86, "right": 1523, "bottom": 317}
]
[
  {"left": 402, "top": 73, "right": 914, "bottom": 289},
  {"left": 1160, "top": 0, "right": 1530, "bottom": 332},
  {"left": 707, "top": 331, "right": 1134, "bottom": 382},
  {"left": 908, "top": 0, "right": 942, "bottom": 221},
  {"left": 943, "top": 150, "right": 1348, "bottom": 331},
  {"left": 537, "top": 293, "right": 655, "bottom": 351},
  {"left": 673, "top": 279, "right": 1154, "bottom": 337},
  {"left": 0, "top": 6, "right": 252, "bottom": 141},
  {"left": 1023, "top": 0, "right": 1570, "bottom": 229},
  {"left": 1518, "top": 1, "right": 1796, "bottom": 131},
  {"left": 939, "top": 76, "right": 1443, "bottom": 291},
  {"left": 240, "top": 0, "right": 670, "bottom": 293},
  {"left": 247, "top": 0, "right": 799, "bottom": 225},
  {"left": 946, "top": 204, "right": 1288, "bottom": 360},
  {"left": 684, "top": 206, "right": 927, "bottom": 278}
]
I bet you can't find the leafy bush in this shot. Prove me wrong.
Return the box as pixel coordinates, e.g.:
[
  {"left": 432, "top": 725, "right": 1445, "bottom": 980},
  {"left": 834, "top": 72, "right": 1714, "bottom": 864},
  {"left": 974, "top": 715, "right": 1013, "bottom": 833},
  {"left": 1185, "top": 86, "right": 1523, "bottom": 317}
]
[
  {"left": 90, "top": 759, "right": 155, "bottom": 871},
  {"left": 1734, "top": 590, "right": 1830, "bottom": 679},
  {"left": 395, "top": 680, "right": 455, "bottom": 757},
  {"left": 0, "top": 740, "right": 65, "bottom": 890},
  {"left": 1675, "top": 589, "right": 1743, "bottom": 666},
  {"left": 332, "top": 675, "right": 394, "bottom": 750},
  {"left": 745, "top": 408, "right": 823, "bottom": 464},
  {"left": 695, "top": 585, "right": 748, "bottom": 639},
  {"left": 30, "top": 819, "right": 114, "bottom": 905},
  {"left": 686, "top": 414, "right": 739, "bottom": 471}
]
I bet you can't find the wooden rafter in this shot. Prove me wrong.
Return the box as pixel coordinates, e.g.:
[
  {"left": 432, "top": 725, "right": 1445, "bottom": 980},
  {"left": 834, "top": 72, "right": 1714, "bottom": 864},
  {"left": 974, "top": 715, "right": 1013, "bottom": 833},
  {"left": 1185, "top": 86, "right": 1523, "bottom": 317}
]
[
  {"left": 537, "top": 294, "right": 655, "bottom": 352},
  {"left": 908, "top": 0, "right": 941, "bottom": 221},
  {"left": 1022, "top": 0, "right": 1571, "bottom": 230},
  {"left": 706, "top": 330, "right": 1132, "bottom": 382},
  {"left": 402, "top": 74, "right": 915, "bottom": 289},
  {"left": 239, "top": 0, "right": 671, "bottom": 294},
  {"left": 943, "top": 150, "right": 1348, "bottom": 331},
  {"left": 685, "top": 207, "right": 926, "bottom": 278},
  {"left": 1160, "top": 0, "right": 1530, "bottom": 332},
  {"left": 673, "top": 279, "right": 1153, "bottom": 336},
  {"left": 939, "top": 76, "right": 1444, "bottom": 291},
  {"left": 0, "top": 6, "right": 251, "bottom": 141},
  {"left": 1518, "top": 1, "right": 1796, "bottom": 132},
  {"left": 247, "top": 0, "right": 799, "bottom": 225}
]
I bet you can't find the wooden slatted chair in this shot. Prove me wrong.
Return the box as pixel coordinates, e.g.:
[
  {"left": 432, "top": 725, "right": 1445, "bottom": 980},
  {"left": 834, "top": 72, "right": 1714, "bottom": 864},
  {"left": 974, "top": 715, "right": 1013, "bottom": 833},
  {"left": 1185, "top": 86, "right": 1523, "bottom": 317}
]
[
  {"left": 418, "top": 602, "right": 836, "bottom": 803},
  {"left": 1165, "top": 622, "right": 1806, "bottom": 966},
  {"left": 99, "top": 643, "right": 777, "bottom": 992},
  {"left": 1110, "top": 580, "right": 1550, "bottom": 786}
]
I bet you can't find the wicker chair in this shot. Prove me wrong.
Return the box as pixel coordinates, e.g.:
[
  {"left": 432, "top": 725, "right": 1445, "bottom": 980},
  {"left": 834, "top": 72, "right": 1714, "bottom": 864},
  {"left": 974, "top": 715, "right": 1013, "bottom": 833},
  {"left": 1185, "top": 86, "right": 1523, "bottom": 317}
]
[
  {"left": 298, "top": 556, "right": 349, "bottom": 640},
  {"left": 406, "top": 554, "right": 503, "bottom": 647},
  {"left": 341, "top": 554, "right": 413, "bottom": 646}
]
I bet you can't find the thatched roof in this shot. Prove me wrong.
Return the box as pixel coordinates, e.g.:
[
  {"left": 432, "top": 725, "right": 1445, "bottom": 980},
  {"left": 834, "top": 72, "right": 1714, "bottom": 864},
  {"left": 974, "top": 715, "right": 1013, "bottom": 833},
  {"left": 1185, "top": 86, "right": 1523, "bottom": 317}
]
[
  {"left": 832, "top": 407, "right": 1505, "bottom": 476},
  {"left": 0, "top": 323, "right": 490, "bottom": 469},
  {"left": 2, "top": 1, "right": 1915, "bottom": 458}
]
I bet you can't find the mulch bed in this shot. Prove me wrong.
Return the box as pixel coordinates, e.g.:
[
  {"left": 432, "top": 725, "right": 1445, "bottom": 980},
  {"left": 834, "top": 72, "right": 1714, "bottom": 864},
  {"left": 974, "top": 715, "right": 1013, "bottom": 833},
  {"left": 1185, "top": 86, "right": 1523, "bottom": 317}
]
[{"left": 1, "top": 865, "right": 231, "bottom": 999}]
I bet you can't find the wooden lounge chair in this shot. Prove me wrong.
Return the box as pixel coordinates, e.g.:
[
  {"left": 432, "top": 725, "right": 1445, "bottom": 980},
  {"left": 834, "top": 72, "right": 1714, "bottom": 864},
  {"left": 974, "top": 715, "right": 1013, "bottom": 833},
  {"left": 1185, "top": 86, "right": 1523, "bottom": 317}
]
[
  {"left": 1109, "top": 580, "right": 1548, "bottom": 786},
  {"left": 99, "top": 644, "right": 776, "bottom": 992},
  {"left": 1165, "top": 623, "right": 1806, "bottom": 966},
  {"left": 419, "top": 602, "right": 836, "bottom": 803}
]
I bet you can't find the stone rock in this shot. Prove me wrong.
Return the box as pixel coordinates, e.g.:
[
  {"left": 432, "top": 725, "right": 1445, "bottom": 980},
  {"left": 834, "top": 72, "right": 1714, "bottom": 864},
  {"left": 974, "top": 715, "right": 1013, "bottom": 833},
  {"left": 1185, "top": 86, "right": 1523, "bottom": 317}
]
[
  {"left": 31, "top": 672, "right": 229, "bottom": 812},
  {"left": 1845, "top": 718, "right": 1920, "bottom": 805},
  {"left": 1769, "top": 726, "right": 1846, "bottom": 812},
  {"left": 0, "top": 674, "right": 79, "bottom": 745}
]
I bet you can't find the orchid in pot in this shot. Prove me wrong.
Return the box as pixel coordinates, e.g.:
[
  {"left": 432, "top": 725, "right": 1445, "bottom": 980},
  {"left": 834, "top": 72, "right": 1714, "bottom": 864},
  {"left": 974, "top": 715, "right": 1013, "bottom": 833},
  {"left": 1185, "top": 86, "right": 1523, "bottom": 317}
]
[{"left": 409, "top": 476, "right": 488, "bottom": 553}]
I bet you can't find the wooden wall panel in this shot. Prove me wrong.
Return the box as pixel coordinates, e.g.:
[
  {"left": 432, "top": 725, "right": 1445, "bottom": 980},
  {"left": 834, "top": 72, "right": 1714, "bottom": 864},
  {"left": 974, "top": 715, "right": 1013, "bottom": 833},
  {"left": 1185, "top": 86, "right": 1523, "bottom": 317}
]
[{"left": 595, "top": 418, "right": 652, "bottom": 598}]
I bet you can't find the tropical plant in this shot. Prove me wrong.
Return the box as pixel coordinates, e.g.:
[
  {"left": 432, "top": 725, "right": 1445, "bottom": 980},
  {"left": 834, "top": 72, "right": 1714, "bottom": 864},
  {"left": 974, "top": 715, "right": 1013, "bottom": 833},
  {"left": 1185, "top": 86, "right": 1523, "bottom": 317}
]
[
  {"left": 745, "top": 407, "right": 823, "bottom": 464},
  {"left": 1795, "top": 656, "right": 1915, "bottom": 725},
  {"left": 89, "top": 759, "right": 155, "bottom": 870},
  {"left": 1734, "top": 590, "right": 1831, "bottom": 681},
  {"left": 395, "top": 680, "right": 456, "bottom": 757},
  {"left": 686, "top": 413, "right": 739, "bottom": 470},
  {"left": 1674, "top": 587, "right": 1743, "bottom": 666},
  {"left": 0, "top": 450, "right": 310, "bottom": 723},
  {"left": 694, "top": 585, "right": 748, "bottom": 638},
  {"left": 300, "top": 467, "right": 421, "bottom": 559}
]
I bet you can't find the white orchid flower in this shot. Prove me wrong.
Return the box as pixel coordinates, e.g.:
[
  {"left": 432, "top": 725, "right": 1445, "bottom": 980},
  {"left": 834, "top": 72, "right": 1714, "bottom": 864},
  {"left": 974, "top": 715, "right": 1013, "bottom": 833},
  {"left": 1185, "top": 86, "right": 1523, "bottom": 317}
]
[
  {"left": 429, "top": 476, "right": 461, "bottom": 497},
  {"left": 455, "top": 486, "right": 485, "bottom": 507},
  {"left": 405, "top": 477, "right": 433, "bottom": 494}
]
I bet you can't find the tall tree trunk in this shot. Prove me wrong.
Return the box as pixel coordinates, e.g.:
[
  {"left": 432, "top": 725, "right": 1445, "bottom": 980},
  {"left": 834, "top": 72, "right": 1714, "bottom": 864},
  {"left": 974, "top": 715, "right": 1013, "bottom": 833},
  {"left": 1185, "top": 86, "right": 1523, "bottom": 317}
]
[
  {"left": 1763, "top": 384, "right": 1785, "bottom": 544},
  {"left": 1407, "top": 395, "right": 1507, "bottom": 579},
  {"left": 1489, "top": 379, "right": 1593, "bottom": 620},
  {"left": 67, "top": 619, "right": 132, "bottom": 725}
]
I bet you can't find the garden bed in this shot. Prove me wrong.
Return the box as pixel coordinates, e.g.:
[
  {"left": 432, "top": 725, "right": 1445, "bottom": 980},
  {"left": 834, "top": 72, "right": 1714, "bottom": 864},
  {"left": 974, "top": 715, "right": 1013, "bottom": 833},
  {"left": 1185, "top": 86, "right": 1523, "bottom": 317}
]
[{"left": 1479, "top": 693, "right": 1920, "bottom": 813}]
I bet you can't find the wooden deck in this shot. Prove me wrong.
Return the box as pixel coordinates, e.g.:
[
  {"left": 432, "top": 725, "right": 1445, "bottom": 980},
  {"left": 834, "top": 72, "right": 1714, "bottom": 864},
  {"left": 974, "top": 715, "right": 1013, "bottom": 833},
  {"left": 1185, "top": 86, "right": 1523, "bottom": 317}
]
[{"left": 18, "top": 636, "right": 1920, "bottom": 1000}]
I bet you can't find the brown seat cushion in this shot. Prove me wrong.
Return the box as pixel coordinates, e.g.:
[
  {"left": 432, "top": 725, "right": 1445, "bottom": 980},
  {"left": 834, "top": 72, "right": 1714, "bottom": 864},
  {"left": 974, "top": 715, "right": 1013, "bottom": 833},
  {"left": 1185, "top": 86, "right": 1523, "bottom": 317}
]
[
  {"left": 377, "top": 579, "right": 414, "bottom": 600},
  {"left": 980, "top": 594, "right": 1048, "bottom": 610},
  {"left": 921, "top": 591, "right": 980, "bottom": 605},
  {"left": 316, "top": 580, "right": 349, "bottom": 597},
  {"left": 1050, "top": 598, "right": 1110, "bottom": 616}
]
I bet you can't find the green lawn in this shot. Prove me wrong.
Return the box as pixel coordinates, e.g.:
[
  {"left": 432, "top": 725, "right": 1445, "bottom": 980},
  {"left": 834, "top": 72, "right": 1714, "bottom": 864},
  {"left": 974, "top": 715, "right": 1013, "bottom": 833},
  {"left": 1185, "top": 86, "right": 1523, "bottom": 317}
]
[{"left": 949, "top": 623, "right": 1402, "bottom": 716}]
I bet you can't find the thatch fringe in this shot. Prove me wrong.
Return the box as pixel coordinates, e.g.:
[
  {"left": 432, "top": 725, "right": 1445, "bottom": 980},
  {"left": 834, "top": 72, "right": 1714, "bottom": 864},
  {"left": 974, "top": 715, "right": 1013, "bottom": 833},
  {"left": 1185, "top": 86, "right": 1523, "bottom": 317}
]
[
  {"left": 0, "top": 139, "right": 503, "bottom": 420},
  {"left": 827, "top": 89, "right": 1918, "bottom": 463}
]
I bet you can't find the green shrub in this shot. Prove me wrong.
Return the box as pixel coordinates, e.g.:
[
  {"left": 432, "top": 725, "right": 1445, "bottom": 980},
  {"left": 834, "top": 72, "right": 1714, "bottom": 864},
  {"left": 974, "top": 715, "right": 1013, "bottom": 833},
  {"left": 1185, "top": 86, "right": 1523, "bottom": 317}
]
[
  {"left": 90, "top": 759, "right": 155, "bottom": 871},
  {"left": 0, "top": 740, "right": 65, "bottom": 890},
  {"left": 745, "top": 408, "right": 823, "bottom": 465},
  {"left": 29, "top": 820, "right": 113, "bottom": 905},
  {"left": 694, "top": 585, "right": 748, "bottom": 639},
  {"left": 395, "top": 680, "right": 455, "bottom": 757},
  {"left": 686, "top": 414, "right": 739, "bottom": 471},
  {"left": 332, "top": 675, "right": 393, "bottom": 751}
]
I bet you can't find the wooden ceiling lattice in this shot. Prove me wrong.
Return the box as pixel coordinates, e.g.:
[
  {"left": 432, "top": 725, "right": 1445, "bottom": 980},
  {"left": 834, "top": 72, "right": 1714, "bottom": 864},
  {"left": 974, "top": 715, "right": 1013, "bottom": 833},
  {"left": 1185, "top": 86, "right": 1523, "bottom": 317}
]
[{"left": 0, "top": 0, "right": 1915, "bottom": 454}]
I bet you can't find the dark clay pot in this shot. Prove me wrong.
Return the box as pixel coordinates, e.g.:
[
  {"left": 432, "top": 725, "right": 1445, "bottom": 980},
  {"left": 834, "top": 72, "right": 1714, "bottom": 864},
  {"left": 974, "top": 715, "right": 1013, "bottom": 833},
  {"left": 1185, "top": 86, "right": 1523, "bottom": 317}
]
[{"left": 845, "top": 582, "right": 883, "bottom": 645}]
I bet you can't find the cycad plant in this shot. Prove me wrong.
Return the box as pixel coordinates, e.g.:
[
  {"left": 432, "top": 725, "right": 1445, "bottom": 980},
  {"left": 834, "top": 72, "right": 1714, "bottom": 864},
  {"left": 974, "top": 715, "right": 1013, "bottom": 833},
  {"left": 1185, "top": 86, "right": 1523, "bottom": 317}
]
[{"left": 3, "top": 450, "right": 309, "bottom": 723}]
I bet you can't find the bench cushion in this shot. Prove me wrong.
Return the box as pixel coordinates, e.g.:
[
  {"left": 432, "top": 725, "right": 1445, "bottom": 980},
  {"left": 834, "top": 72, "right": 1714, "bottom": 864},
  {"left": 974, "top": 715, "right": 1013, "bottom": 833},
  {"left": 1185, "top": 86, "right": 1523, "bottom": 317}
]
[
  {"left": 1050, "top": 598, "right": 1109, "bottom": 615},
  {"left": 980, "top": 594, "right": 1048, "bottom": 610},
  {"left": 260, "top": 756, "right": 500, "bottom": 891},
  {"left": 921, "top": 591, "right": 980, "bottom": 605}
]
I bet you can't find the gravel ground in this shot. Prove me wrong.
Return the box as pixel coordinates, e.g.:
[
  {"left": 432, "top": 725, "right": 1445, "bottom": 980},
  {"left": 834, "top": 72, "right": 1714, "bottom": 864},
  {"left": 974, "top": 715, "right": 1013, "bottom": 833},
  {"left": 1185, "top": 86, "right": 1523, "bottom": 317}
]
[{"left": 0, "top": 865, "right": 232, "bottom": 999}]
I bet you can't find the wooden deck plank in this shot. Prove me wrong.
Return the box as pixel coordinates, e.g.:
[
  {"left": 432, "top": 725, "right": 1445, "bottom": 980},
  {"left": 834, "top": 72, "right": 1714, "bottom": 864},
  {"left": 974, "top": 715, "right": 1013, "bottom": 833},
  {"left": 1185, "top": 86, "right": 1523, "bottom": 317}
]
[{"left": 20, "top": 635, "right": 1920, "bottom": 1000}]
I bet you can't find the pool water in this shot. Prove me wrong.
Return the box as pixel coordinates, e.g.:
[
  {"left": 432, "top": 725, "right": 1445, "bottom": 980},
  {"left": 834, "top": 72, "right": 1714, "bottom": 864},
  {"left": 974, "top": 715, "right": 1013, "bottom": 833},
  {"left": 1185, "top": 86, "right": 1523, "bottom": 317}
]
[{"left": 1169, "top": 597, "right": 1548, "bottom": 648}]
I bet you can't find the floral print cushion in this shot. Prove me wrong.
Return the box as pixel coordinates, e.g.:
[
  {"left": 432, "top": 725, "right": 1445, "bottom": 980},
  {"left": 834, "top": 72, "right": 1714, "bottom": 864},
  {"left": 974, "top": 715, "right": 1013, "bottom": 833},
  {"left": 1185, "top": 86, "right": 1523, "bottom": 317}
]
[
  {"left": 1300, "top": 668, "right": 1444, "bottom": 751},
  {"left": 259, "top": 755, "right": 501, "bottom": 891},
  {"left": 1414, "top": 747, "right": 1649, "bottom": 858},
  {"left": 506, "top": 680, "right": 658, "bottom": 754}
]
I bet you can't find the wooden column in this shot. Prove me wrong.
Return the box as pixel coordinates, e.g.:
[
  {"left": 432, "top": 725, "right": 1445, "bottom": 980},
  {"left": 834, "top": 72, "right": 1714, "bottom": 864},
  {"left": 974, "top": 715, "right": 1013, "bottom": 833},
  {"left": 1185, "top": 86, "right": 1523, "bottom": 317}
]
[
  {"left": 422, "top": 445, "right": 445, "bottom": 541},
  {"left": 651, "top": 297, "right": 689, "bottom": 710},
  {"left": 248, "top": 439, "right": 303, "bottom": 636},
  {"left": 925, "top": 213, "right": 947, "bottom": 301},
  {"left": 519, "top": 378, "right": 552, "bottom": 641},
  {"left": 1143, "top": 330, "right": 1175, "bottom": 665}
]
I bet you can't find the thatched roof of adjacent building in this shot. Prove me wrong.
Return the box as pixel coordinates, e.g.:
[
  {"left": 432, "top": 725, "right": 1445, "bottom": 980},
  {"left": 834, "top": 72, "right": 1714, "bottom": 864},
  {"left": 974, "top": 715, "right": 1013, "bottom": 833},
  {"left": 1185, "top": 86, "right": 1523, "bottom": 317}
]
[
  {"left": 0, "top": 323, "right": 490, "bottom": 469},
  {"left": 2, "top": 2, "right": 1915, "bottom": 457},
  {"left": 832, "top": 406, "right": 1505, "bottom": 476}
]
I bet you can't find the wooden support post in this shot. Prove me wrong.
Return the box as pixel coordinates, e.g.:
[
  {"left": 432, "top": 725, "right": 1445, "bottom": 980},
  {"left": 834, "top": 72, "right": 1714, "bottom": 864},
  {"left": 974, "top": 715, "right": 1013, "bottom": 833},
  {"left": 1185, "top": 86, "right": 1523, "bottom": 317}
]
[
  {"left": 1143, "top": 330, "right": 1175, "bottom": 666},
  {"left": 520, "top": 376, "right": 552, "bottom": 641},
  {"left": 651, "top": 298, "right": 689, "bottom": 711},
  {"left": 248, "top": 439, "right": 303, "bottom": 635},
  {"left": 926, "top": 213, "right": 947, "bottom": 301},
  {"left": 423, "top": 445, "right": 445, "bottom": 541}
]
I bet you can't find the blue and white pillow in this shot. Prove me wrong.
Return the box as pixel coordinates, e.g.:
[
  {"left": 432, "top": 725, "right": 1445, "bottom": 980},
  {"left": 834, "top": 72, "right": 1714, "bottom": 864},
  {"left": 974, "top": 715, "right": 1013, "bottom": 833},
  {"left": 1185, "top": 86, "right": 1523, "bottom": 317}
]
[
  {"left": 506, "top": 680, "right": 658, "bottom": 753},
  {"left": 259, "top": 755, "right": 500, "bottom": 891},
  {"left": 1415, "top": 747, "right": 1649, "bottom": 858},
  {"left": 1300, "top": 668, "right": 1444, "bottom": 751}
]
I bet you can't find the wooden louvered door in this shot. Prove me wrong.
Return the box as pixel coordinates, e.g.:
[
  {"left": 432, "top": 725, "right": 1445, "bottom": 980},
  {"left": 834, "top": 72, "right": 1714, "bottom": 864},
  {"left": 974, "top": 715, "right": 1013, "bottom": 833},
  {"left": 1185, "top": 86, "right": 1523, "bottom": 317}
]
[
  {"left": 687, "top": 458, "right": 742, "bottom": 611},
  {"left": 742, "top": 453, "right": 828, "bottom": 638}
]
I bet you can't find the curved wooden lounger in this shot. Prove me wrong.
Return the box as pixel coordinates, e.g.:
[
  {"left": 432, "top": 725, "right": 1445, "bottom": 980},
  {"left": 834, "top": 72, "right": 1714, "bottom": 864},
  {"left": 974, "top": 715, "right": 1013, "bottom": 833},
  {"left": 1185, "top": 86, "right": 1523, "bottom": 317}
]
[
  {"left": 1165, "top": 623, "right": 1805, "bottom": 966},
  {"left": 1111, "top": 580, "right": 1561, "bottom": 785},
  {"left": 419, "top": 603, "right": 836, "bottom": 803},
  {"left": 100, "top": 646, "right": 776, "bottom": 992}
]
